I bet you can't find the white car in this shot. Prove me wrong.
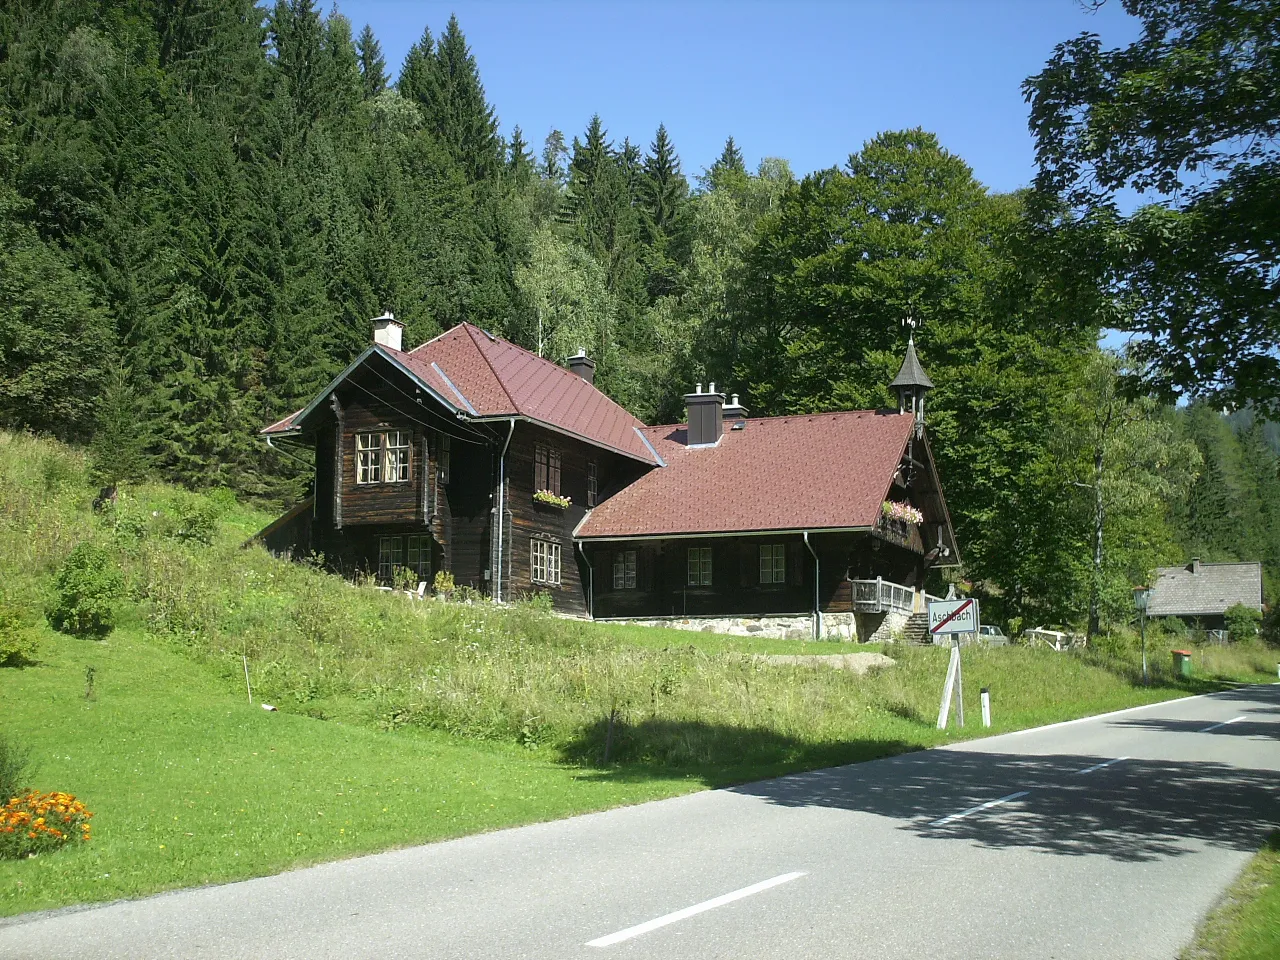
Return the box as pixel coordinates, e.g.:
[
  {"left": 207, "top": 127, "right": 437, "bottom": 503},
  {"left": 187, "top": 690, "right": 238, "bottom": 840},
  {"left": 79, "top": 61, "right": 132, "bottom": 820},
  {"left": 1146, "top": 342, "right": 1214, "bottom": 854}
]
[{"left": 977, "top": 624, "right": 1009, "bottom": 645}]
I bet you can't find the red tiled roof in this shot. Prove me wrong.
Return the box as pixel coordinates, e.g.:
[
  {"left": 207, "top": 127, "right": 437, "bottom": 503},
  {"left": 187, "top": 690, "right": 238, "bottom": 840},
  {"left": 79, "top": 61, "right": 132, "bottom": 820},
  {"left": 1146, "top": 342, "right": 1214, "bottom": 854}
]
[
  {"left": 576, "top": 411, "right": 916, "bottom": 538},
  {"left": 260, "top": 324, "right": 657, "bottom": 464},
  {"left": 398, "top": 324, "right": 659, "bottom": 464}
]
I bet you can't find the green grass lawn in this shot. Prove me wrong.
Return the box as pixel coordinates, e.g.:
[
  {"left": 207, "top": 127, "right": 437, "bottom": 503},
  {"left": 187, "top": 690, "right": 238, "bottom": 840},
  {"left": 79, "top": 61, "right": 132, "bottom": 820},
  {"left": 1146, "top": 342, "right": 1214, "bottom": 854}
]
[
  {"left": 1183, "top": 833, "right": 1280, "bottom": 960},
  {"left": 0, "top": 627, "right": 702, "bottom": 917}
]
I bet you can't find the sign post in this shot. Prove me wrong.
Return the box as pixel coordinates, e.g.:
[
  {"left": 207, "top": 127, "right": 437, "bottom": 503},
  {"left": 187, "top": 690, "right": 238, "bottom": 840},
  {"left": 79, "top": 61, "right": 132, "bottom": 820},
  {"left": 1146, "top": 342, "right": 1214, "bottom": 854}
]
[{"left": 929, "top": 598, "right": 979, "bottom": 730}]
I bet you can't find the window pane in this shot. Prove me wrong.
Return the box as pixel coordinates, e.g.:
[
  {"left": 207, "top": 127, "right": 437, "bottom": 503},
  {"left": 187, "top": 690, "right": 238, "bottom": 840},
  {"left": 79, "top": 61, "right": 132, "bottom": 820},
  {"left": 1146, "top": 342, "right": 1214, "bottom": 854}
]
[
  {"left": 587, "top": 462, "right": 598, "bottom": 507},
  {"left": 534, "top": 446, "right": 547, "bottom": 491},
  {"left": 688, "top": 547, "right": 712, "bottom": 586},
  {"left": 386, "top": 431, "right": 411, "bottom": 482},
  {"left": 548, "top": 450, "right": 561, "bottom": 495}
]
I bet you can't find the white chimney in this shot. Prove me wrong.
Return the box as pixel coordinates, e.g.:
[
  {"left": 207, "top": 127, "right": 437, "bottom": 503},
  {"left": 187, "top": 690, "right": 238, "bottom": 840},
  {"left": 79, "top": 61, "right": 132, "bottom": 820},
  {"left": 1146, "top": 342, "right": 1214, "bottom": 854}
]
[{"left": 373, "top": 312, "right": 403, "bottom": 351}]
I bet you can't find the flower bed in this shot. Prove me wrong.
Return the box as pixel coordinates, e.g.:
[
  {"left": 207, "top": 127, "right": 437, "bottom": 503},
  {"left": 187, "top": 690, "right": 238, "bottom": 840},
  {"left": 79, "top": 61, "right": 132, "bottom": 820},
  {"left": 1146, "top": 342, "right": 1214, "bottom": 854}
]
[
  {"left": 0, "top": 790, "right": 93, "bottom": 859},
  {"left": 881, "top": 500, "right": 923, "bottom": 524},
  {"left": 533, "top": 490, "right": 571, "bottom": 509}
]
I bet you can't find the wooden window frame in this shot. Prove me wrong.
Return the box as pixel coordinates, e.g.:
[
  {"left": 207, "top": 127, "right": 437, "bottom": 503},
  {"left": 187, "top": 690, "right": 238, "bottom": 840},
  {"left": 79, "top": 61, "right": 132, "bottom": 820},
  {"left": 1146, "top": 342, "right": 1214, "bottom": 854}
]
[
  {"left": 438, "top": 433, "right": 451, "bottom": 485},
  {"left": 613, "top": 549, "right": 637, "bottom": 590},
  {"left": 534, "top": 444, "right": 561, "bottom": 496},
  {"left": 587, "top": 461, "right": 599, "bottom": 507},
  {"left": 687, "top": 546, "right": 713, "bottom": 586},
  {"left": 531, "top": 538, "right": 561, "bottom": 586},
  {"left": 759, "top": 544, "right": 786, "bottom": 585}
]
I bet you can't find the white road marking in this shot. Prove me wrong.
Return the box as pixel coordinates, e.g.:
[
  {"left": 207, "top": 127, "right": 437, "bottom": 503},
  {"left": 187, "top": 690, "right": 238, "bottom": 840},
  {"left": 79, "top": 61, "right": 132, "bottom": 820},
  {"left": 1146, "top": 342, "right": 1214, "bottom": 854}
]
[
  {"left": 930, "top": 791, "right": 1030, "bottom": 827},
  {"left": 1076, "top": 756, "right": 1129, "bottom": 775},
  {"left": 998, "top": 693, "right": 1210, "bottom": 738},
  {"left": 1198, "top": 716, "right": 1246, "bottom": 733},
  {"left": 585, "top": 872, "right": 806, "bottom": 947}
]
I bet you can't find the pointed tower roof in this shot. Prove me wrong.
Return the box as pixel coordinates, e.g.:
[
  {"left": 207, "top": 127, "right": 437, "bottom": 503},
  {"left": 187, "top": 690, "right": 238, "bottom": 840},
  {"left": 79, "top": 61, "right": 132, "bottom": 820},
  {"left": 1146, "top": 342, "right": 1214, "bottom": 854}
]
[{"left": 890, "top": 336, "right": 934, "bottom": 390}]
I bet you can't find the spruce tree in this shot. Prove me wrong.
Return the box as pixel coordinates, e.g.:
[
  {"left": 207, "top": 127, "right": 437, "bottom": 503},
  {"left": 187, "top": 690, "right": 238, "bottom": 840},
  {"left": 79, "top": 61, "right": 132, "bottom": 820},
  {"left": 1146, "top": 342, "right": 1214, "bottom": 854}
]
[
  {"left": 356, "top": 24, "right": 387, "bottom": 98},
  {"left": 712, "top": 136, "right": 747, "bottom": 178},
  {"left": 508, "top": 125, "right": 533, "bottom": 180},
  {"left": 429, "top": 15, "right": 503, "bottom": 182}
]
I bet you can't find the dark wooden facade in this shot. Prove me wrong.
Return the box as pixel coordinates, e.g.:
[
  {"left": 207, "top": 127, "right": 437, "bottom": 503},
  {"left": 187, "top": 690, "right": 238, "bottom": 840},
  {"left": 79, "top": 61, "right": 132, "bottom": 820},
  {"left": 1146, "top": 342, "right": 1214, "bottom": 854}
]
[
  {"left": 583, "top": 532, "right": 925, "bottom": 620},
  {"left": 263, "top": 354, "right": 653, "bottom": 614}
]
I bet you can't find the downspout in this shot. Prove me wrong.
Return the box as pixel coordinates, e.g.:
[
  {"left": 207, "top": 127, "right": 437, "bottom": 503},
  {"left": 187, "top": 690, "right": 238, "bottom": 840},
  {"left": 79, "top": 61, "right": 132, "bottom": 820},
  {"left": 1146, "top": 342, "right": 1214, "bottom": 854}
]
[
  {"left": 803, "top": 531, "right": 821, "bottom": 640},
  {"left": 494, "top": 418, "right": 515, "bottom": 603},
  {"left": 576, "top": 541, "right": 594, "bottom": 619}
]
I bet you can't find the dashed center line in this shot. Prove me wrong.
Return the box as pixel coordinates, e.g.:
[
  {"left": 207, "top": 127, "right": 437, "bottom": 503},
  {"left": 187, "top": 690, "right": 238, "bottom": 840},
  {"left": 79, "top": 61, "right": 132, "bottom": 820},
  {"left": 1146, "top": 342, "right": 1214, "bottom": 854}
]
[
  {"left": 1076, "top": 756, "right": 1129, "bottom": 775},
  {"left": 586, "top": 872, "right": 806, "bottom": 947},
  {"left": 1198, "top": 716, "right": 1246, "bottom": 733},
  {"left": 930, "top": 791, "right": 1030, "bottom": 827}
]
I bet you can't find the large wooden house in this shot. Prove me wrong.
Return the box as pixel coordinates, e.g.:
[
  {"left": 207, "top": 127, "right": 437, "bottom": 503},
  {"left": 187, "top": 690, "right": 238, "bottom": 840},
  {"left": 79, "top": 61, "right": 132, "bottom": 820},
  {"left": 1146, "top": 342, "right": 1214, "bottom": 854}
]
[{"left": 258, "top": 318, "right": 958, "bottom": 640}]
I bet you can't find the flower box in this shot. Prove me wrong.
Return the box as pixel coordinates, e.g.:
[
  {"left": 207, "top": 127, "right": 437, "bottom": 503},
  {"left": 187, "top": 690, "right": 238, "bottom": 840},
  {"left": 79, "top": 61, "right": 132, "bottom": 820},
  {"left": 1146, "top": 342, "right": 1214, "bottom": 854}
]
[
  {"left": 881, "top": 500, "right": 923, "bottom": 525},
  {"left": 533, "top": 490, "right": 571, "bottom": 510}
]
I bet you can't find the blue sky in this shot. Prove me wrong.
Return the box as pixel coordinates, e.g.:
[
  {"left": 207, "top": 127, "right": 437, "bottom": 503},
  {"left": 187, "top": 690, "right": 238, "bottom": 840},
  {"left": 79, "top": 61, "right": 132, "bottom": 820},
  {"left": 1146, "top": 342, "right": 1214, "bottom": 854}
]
[{"left": 342, "top": 0, "right": 1142, "bottom": 192}]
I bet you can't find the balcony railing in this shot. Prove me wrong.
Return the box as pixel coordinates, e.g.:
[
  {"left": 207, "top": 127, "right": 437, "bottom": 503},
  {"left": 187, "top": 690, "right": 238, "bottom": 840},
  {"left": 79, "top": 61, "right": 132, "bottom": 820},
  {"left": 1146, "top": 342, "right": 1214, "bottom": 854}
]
[{"left": 850, "top": 577, "right": 917, "bottom": 614}]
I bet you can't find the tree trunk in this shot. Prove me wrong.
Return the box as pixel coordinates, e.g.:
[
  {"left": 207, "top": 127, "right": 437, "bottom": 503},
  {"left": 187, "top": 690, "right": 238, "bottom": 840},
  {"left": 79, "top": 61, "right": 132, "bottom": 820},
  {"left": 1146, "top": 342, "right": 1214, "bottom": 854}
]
[{"left": 1088, "top": 442, "right": 1104, "bottom": 640}]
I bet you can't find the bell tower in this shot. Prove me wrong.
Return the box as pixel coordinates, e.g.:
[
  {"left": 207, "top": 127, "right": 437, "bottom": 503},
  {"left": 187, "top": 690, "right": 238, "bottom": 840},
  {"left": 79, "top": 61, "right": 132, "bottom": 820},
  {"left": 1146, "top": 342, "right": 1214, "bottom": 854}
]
[{"left": 890, "top": 321, "right": 934, "bottom": 436}]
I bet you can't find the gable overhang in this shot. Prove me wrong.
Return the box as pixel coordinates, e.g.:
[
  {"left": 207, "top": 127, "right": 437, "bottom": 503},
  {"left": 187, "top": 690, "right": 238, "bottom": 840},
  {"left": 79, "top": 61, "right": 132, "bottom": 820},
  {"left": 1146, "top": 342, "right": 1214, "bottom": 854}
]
[
  {"left": 279, "top": 345, "right": 463, "bottom": 436},
  {"left": 466, "top": 414, "right": 661, "bottom": 467},
  {"left": 894, "top": 430, "right": 961, "bottom": 569},
  {"left": 574, "top": 525, "right": 875, "bottom": 543}
]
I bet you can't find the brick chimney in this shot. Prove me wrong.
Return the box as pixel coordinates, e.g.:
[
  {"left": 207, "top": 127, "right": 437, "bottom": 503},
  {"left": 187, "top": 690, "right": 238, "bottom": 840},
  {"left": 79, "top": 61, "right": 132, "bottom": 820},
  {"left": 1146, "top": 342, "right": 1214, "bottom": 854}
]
[
  {"left": 684, "top": 382, "right": 725, "bottom": 446},
  {"left": 567, "top": 348, "right": 596, "bottom": 385},
  {"left": 1189, "top": 557, "right": 1202, "bottom": 575},
  {"left": 373, "top": 312, "right": 403, "bottom": 352}
]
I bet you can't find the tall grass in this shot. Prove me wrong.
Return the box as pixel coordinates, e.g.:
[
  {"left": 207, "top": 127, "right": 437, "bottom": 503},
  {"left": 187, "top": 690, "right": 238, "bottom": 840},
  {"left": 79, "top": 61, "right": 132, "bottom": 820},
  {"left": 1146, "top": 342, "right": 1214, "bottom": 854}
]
[{"left": 2, "top": 431, "right": 1274, "bottom": 776}]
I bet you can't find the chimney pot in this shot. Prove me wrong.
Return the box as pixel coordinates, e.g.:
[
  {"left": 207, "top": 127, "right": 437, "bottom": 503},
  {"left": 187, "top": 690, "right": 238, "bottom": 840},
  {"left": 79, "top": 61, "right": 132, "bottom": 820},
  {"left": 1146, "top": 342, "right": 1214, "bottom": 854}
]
[
  {"left": 373, "top": 312, "right": 403, "bottom": 351},
  {"left": 1190, "top": 557, "right": 1202, "bottom": 574}
]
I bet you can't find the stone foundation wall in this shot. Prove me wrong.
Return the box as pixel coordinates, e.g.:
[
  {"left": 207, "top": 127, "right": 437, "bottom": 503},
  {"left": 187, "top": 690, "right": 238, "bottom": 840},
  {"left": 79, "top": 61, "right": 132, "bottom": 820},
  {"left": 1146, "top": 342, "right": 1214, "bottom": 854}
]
[
  {"left": 608, "top": 612, "right": 862, "bottom": 642},
  {"left": 854, "top": 610, "right": 911, "bottom": 643}
]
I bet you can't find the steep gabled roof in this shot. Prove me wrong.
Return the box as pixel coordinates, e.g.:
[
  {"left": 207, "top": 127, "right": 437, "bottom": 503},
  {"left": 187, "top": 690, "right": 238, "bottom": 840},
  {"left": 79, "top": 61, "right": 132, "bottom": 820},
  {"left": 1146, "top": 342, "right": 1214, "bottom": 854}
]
[
  {"left": 576, "top": 410, "right": 918, "bottom": 538},
  {"left": 1147, "top": 561, "right": 1263, "bottom": 617},
  {"left": 261, "top": 323, "right": 659, "bottom": 465}
]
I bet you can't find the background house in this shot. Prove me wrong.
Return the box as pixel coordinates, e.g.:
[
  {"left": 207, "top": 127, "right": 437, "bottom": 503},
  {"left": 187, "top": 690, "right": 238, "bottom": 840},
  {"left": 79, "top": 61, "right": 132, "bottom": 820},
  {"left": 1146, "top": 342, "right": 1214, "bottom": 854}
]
[{"left": 1146, "top": 559, "right": 1264, "bottom": 629}]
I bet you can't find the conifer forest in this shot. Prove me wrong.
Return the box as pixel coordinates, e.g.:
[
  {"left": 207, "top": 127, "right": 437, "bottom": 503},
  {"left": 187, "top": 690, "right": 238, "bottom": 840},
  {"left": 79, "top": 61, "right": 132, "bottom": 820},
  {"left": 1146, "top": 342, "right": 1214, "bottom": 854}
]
[{"left": 2, "top": 0, "right": 1279, "bottom": 632}]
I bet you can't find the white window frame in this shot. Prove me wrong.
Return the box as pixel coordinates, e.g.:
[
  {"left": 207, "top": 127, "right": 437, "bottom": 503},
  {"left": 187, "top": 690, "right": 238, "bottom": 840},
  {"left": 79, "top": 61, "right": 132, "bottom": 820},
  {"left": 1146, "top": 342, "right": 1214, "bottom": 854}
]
[
  {"left": 531, "top": 539, "right": 561, "bottom": 585},
  {"left": 406, "top": 535, "right": 430, "bottom": 579},
  {"left": 687, "top": 547, "right": 712, "bottom": 586},
  {"left": 534, "top": 444, "right": 561, "bottom": 495},
  {"left": 759, "top": 544, "right": 786, "bottom": 585},
  {"left": 385, "top": 430, "right": 411, "bottom": 483},
  {"left": 377, "top": 536, "right": 403, "bottom": 581},
  {"left": 357, "top": 432, "right": 383, "bottom": 484},
  {"left": 613, "top": 549, "right": 637, "bottom": 590},
  {"left": 587, "top": 461, "right": 599, "bottom": 507}
]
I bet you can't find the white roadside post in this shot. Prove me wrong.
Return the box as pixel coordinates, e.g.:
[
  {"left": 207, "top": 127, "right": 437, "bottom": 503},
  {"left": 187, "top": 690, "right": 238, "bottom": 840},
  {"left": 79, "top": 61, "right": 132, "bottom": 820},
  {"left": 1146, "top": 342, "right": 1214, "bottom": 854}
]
[
  {"left": 929, "top": 598, "right": 980, "bottom": 730},
  {"left": 980, "top": 686, "right": 991, "bottom": 727}
]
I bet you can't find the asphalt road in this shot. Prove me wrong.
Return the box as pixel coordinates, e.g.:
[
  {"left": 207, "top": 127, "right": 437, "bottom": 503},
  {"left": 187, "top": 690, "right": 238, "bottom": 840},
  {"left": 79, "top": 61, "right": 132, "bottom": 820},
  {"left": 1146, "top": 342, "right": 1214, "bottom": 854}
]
[{"left": 3, "top": 685, "right": 1278, "bottom": 960}]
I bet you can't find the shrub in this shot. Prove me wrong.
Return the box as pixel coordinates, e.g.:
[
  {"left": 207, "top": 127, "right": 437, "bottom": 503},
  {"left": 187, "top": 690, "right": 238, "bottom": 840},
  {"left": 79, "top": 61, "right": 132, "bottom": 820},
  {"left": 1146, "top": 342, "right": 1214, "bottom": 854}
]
[
  {"left": 1224, "top": 603, "right": 1263, "bottom": 643},
  {"left": 0, "top": 601, "right": 39, "bottom": 667},
  {"left": 0, "top": 734, "right": 33, "bottom": 801},
  {"left": 46, "top": 543, "right": 124, "bottom": 637},
  {"left": 173, "top": 498, "right": 218, "bottom": 544},
  {"left": 433, "top": 570, "right": 455, "bottom": 598},
  {"left": 0, "top": 791, "right": 93, "bottom": 859}
]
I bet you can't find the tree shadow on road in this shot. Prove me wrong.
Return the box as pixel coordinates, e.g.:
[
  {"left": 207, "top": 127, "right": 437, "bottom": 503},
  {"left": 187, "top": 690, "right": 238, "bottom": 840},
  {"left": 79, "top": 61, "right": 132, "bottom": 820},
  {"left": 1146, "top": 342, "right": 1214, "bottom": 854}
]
[{"left": 730, "top": 686, "right": 1280, "bottom": 863}]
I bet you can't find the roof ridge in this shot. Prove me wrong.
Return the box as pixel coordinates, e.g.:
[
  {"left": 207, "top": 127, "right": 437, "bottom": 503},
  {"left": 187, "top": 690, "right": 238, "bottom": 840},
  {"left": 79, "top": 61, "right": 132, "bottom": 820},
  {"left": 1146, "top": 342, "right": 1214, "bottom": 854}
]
[
  {"left": 461, "top": 323, "right": 519, "bottom": 412},
  {"left": 643, "top": 408, "right": 907, "bottom": 431}
]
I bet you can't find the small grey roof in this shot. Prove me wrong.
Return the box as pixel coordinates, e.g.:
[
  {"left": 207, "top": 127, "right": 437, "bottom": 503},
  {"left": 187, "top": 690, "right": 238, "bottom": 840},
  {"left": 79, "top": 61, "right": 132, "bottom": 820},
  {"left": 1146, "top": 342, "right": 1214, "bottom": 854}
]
[
  {"left": 890, "top": 338, "right": 935, "bottom": 390},
  {"left": 1147, "top": 561, "right": 1263, "bottom": 617}
]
